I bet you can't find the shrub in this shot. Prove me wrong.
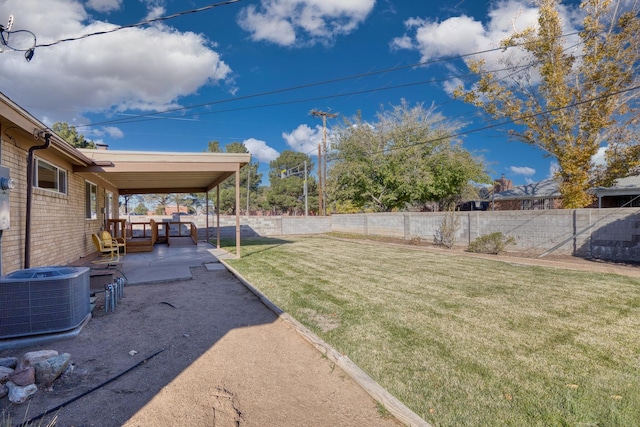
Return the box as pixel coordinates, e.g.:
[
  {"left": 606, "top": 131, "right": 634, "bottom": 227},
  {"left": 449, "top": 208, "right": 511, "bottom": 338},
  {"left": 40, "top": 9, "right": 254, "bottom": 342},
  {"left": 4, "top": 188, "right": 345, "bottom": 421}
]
[
  {"left": 434, "top": 210, "right": 460, "bottom": 249},
  {"left": 468, "top": 232, "right": 515, "bottom": 254}
]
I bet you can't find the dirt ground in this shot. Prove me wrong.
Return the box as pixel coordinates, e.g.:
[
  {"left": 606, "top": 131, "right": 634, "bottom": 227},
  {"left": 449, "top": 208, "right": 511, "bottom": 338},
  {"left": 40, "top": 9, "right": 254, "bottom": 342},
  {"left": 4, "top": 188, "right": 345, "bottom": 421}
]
[
  {"left": 1, "top": 243, "right": 638, "bottom": 427},
  {"left": 0, "top": 266, "right": 400, "bottom": 427}
]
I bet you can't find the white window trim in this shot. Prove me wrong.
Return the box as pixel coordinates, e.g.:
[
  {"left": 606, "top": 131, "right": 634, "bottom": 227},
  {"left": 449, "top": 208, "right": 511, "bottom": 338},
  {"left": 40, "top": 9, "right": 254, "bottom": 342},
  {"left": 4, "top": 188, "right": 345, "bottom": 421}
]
[
  {"left": 34, "top": 157, "right": 67, "bottom": 194},
  {"left": 86, "top": 181, "right": 98, "bottom": 220}
]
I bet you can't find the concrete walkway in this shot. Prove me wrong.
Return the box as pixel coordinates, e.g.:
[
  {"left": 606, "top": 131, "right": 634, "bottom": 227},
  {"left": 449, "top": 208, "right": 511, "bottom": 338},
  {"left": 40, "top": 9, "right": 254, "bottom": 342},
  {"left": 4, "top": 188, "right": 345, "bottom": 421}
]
[{"left": 119, "top": 239, "right": 227, "bottom": 285}]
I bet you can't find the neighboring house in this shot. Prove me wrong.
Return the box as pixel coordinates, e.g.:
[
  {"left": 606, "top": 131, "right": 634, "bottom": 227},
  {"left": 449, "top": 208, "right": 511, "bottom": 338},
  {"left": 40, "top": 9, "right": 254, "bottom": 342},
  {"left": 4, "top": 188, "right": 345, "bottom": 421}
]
[
  {"left": 591, "top": 175, "right": 640, "bottom": 208},
  {"left": 492, "top": 179, "right": 562, "bottom": 210},
  {"left": 165, "top": 206, "right": 190, "bottom": 215},
  {"left": 0, "top": 92, "right": 249, "bottom": 274}
]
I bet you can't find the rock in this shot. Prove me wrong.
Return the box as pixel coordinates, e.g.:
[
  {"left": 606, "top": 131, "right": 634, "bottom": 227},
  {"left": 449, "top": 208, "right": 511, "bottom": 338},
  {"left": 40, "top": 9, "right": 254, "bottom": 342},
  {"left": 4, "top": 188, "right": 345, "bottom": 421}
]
[
  {"left": 34, "top": 353, "right": 71, "bottom": 386},
  {"left": 0, "top": 357, "right": 18, "bottom": 369},
  {"left": 0, "top": 383, "right": 7, "bottom": 399},
  {"left": 0, "top": 366, "right": 14, "bottom": 382},
  {"left": 20, "top": 350, "right": 58, "bottom": 370},
  {"left": 10, "top": 366, "right": 35, "bottom": 386},
  {"left": 6, "top": 381, "right": 37, "bottom": 404}
]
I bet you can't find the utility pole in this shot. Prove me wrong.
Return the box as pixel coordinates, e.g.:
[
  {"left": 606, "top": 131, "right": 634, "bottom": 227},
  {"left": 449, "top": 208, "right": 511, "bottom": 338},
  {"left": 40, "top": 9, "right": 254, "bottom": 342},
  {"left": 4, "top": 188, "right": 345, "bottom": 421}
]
[
  {"left": 311, "top": 110, "right": 337, "bottom": 215},
  {"left": 317, "top": 143, "right": 322, "bottom": 214}
]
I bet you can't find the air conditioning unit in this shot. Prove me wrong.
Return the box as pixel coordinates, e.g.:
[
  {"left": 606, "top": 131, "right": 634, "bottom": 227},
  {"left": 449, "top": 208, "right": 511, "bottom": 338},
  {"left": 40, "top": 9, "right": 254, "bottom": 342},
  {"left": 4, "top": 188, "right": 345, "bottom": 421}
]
[{"left": 0, "top": 266, "right": 90, "bottom": 339}]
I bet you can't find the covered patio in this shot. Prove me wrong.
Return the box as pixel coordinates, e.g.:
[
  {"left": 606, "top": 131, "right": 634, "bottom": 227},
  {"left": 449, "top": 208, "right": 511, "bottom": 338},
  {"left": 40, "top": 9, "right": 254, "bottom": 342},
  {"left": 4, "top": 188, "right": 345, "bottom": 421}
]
[{"left": 75, "top": 149, "right": 250, "bottom": 257}]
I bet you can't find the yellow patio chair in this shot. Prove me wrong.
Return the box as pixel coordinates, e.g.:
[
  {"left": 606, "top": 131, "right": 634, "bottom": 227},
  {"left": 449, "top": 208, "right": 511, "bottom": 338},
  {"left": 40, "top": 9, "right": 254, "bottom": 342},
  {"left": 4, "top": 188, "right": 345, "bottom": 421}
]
[
  {"left": 92, "top": 233, "right": 119, "bottom": 261},
  {"left": 100, "top": 230, "right": 126, "bottom": 255}
]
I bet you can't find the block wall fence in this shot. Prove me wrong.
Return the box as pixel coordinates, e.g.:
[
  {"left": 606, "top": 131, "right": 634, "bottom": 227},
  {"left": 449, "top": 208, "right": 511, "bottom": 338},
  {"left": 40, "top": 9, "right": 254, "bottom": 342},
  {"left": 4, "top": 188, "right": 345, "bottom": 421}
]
[{"left": 193, "top": 209, "right": 640, "bottom": 263}]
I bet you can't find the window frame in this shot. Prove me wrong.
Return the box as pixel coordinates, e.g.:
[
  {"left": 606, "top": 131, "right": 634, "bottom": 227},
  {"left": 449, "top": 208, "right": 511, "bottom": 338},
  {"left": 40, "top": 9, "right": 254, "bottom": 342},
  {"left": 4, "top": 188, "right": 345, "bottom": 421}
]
[
  {"left": 34, "top": 157, "right": 67, "bottom": 194},
  {"left": 85, "top": 181, "right": 98, "bottom": 220}
]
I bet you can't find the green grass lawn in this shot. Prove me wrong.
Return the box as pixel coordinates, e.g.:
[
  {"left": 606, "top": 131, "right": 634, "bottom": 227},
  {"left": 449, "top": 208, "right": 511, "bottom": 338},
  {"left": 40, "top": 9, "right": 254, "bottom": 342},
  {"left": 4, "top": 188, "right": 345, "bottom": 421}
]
[{"left": 221, "top": 236, "right": 640, "bottom": 426}]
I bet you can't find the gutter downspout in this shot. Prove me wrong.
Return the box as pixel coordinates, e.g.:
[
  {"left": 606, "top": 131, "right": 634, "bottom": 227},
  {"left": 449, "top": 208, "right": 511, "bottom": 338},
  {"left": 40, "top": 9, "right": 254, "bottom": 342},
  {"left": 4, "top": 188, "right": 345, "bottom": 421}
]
[{"left": 24, "top": 132, "right": 51, "bottom": 268}]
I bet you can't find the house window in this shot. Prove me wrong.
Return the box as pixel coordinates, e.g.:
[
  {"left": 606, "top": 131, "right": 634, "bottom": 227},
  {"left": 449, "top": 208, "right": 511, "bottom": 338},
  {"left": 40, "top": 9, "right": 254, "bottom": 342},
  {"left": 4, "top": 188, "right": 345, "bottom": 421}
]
[
  {"left": 86, "top": 182, "right": 97, "bottom": 219},
  {"left": 521, "top": 198, "right": 554, "bottom": 210},
  {"left": 35, "top": 158, "right": 67, "bottom": 193}
]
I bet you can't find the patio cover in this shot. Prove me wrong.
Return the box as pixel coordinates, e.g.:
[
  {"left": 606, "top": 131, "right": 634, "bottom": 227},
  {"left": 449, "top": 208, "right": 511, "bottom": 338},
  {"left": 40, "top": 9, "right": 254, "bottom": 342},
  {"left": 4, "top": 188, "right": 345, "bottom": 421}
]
[
  {"left": 75, "top": 149, "right": 249, "bottom": 194},
  {"left": 75, "top": 149, "right": 251, "bottom": 257}
]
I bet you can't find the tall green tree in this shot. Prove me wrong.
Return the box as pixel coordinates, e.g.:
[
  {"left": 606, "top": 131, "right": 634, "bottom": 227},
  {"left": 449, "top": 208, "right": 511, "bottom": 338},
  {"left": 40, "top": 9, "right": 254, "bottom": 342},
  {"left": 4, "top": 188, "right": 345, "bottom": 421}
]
[
  {"left": 204, "top": 141, "right": 263, "bottom": 214},
  {"left": 267, "top": 150, "right": 317, "bottom": 214},
  {"left": 168, "top": 193, "right": 196, "bottom": 214},
  {"left": 328, "top": 101, "right": 489, "bottom": 212},
  {"left": 52, "top": 122, "right": 96, "bottom": 148},
  {"left": 456, "top": 0, "right": 640, "bottom": 208},
  {"left": 144, "top": 193, "right": 171, "bottom": 215},
  {"left": 133, "top": 202, "right": 148, "bottom": 215}
]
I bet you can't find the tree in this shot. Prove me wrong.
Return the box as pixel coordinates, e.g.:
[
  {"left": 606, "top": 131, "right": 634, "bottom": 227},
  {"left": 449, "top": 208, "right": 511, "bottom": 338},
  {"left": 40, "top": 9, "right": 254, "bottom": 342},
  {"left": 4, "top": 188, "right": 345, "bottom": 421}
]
[
  {"left": 267, "top": 150, "right": 317, "bottom": 214},
  {"left": 205, "top": 141, "right": 263, "bottom": 214},
  {"left": 144, "top": 193, "right": 171, "bottom": 215},
  {"left": 168, "top": 193, "right": 196, "bottom": 214},
  {"left": 205, "top": 140, "right": 223, "bottom": 153},
  {"left": 328, "top": 101, "right": 489, "bottom": 212},
  {"left": 52, "top": 122, "right": 96, "bottom": 148},
  {"left": 133, "top": 202, "right": 148, "bottom": 215},
  {"left": 456, "top": 0, "right": 640, "bottom": 208}
]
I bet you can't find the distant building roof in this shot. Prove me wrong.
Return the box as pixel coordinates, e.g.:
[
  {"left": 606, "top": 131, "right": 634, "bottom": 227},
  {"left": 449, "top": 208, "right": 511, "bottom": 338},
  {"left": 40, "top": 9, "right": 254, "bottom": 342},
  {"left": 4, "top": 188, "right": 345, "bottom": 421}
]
[
  {"left": 493, "top": 179, "right": 560, "bottom": 200},
  {"left": 592, "top": 175, "right": 640, "bottom": 197}
]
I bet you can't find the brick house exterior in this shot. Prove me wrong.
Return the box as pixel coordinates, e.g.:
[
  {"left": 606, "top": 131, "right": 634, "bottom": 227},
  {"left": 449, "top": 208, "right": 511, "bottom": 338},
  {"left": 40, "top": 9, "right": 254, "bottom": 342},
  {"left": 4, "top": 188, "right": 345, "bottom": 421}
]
[
  {"left": 0, "top": 92, "right": 249, "bottom": 274},
  {"left": 1, "top": 95, "right": 117, "bottom": 273}
]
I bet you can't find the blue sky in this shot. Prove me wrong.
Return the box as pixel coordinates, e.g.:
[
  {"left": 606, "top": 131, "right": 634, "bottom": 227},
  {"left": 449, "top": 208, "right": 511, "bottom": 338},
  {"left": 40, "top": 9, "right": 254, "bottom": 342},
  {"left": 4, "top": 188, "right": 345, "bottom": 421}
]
[{"left": 0, "top": 0, "right": 589, "bottom": 186}]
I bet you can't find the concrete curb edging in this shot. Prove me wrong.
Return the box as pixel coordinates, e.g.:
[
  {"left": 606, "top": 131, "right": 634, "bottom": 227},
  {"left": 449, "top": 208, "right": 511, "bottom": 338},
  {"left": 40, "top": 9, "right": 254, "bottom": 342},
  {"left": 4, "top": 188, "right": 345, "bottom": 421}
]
[{"left": 219, "top": 259, "right": 432, "bottom": 427}]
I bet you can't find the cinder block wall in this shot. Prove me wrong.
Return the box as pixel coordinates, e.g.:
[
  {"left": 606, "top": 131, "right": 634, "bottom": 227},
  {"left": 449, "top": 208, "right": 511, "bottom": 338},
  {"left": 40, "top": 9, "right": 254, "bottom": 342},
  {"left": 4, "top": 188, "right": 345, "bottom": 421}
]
[
  {"left": 332, "top": 210, "right": 640, "bottom": 261},
  {"left": 190, "top": 209, "right": 640, "bottom": 262}
]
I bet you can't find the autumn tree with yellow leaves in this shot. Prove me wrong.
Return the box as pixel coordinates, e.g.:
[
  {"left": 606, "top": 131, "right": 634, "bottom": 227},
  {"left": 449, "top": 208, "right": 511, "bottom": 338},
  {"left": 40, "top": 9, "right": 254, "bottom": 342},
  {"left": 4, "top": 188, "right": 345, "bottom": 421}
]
[{"left": 456, "top": 0, "right": 640, "bottom": 208}]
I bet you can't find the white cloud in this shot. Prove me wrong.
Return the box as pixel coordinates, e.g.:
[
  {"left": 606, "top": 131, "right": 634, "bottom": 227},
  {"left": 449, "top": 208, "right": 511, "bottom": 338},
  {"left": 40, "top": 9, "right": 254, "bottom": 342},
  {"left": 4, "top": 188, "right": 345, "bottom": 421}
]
[
  {"left": 243, "top": 138, "right": 280, "bottom": 162},
  {"left": 86, "top": 0, "right": 122, "bottom": 13},
  {"left": 442, "top": 77, "right": 464, "bottom": 96},
  {"left": 592, "top": 146, "right": 607, "bottom": 166},
  {"left": 509, "top": 166, "right": 536, "bottom": 176},
  {"left": 548, "top": 162, "right": 560, "bottom": 179},
  {"left": 282, "top": 124, "right": 322, "bottom": 153},
  {"left": 237, "top": 0, "right": 375, "bottom": 46},
  {"left": 391, "top": 1, "right": 582, "bottom": 82},
  {"left": 0, "top": 0, "right": 233, "bottom": 126},
  {"left": 90, "top": 126, "right": 124, "bottom": 139}
]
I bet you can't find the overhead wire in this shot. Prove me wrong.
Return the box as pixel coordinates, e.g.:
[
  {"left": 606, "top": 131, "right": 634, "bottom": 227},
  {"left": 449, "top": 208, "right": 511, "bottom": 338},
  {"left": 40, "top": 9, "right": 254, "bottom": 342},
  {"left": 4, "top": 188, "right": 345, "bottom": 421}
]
[
  {"left": 75, "top": 31, "right": 582, "bottom": 129},
  {"left": 37, "top": 10, "right": 634, "bottom": 164},
  {"left": 363, "top": 83, "right": 640, "bottom": 156},
  {"left": 35, "top": 0, "right": 242, "bottom": 48}
]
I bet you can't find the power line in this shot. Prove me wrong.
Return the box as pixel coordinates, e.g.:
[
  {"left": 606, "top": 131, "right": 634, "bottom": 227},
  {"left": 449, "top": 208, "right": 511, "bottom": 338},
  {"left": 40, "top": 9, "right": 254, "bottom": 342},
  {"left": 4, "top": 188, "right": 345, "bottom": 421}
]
[
  {"left": 75, "top": 31, "right": 581, "bottom": 129},
  {"left": 79, "top": 64, "right": 530, "bottom": 129},
  {"left": 35, "top": 0, "right": 242, "bottom": 48},
  {"left": 361, "top": 83, "right": 640, "bottom": 157}
]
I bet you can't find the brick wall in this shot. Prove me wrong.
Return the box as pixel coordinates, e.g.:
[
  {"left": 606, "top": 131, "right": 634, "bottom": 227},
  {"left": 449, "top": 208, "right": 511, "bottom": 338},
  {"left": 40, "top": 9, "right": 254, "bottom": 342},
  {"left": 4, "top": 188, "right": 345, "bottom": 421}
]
[{"left": 2, "top": 136, "right": 107, "bottom": 274}]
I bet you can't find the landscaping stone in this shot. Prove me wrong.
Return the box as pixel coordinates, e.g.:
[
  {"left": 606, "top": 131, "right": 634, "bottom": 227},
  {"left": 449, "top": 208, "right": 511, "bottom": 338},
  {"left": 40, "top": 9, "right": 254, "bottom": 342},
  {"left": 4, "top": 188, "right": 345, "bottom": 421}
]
[
  {"left": 6, "top": 381, "right": 37, "bottom": 404},
  {"left": 0, "top": 366, "right": 13, "bottom": 382},
  {"left": 10, "top": 366, "right": 35, "bottom": 386},
  {"left": 21, "top": 350, "right": 58, "bottom": 369},
  {"left": 34, "top": 353, "right": 71, "bottom": 386},
  {"left": 0, "top": 357, "right": 17, "bottom": 369},
  {"left": 0, "top": 350, "right": 72, "bottom": 404}
]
